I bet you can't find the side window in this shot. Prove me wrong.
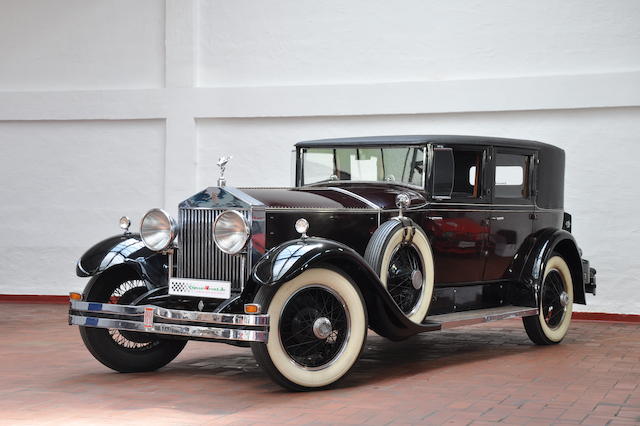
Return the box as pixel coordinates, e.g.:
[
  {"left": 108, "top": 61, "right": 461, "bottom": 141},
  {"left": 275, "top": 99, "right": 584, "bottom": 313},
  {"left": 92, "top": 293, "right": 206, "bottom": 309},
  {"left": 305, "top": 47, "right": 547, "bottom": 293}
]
[
  {"left": 451, "top": 149, "right": 483, "bottom": 199},
  {"left": 495, "top": 153, "right": 531, "bottom": 199}
]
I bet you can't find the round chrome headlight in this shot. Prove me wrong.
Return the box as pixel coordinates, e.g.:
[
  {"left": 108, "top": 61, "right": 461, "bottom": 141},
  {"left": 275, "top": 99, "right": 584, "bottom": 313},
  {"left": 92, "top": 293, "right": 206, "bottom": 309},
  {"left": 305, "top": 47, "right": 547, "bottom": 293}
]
[
  {"left": 213, "top": 210, "right": 250, "bottom": 255},
  {"left": 140, "top": 208, "right": 177, "bottom": 251}
]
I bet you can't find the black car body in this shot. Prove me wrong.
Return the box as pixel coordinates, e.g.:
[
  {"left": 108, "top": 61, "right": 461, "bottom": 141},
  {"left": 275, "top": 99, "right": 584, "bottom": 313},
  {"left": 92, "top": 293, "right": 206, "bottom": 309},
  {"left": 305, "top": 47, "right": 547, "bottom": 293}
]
[{"left": 70, "top": 135, "right": 596, "bottom": 390}]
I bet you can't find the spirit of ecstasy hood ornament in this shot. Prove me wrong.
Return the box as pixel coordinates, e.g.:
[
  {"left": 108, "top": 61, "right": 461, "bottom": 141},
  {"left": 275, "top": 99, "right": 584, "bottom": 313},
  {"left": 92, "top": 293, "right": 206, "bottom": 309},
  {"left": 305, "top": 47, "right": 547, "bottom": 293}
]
[{"left": 217, "top": 155, "right": 232, "bottom": 187}]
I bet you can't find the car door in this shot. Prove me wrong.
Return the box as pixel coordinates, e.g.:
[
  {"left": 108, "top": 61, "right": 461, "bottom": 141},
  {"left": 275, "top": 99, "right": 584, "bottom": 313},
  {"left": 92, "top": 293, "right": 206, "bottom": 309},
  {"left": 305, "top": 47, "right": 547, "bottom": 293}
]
[
  {"left": 483, "top": 148, "right": 536, "bottom": 281},
  {"left": 426, "top": 145, "right": 491, "bottom": 284}
]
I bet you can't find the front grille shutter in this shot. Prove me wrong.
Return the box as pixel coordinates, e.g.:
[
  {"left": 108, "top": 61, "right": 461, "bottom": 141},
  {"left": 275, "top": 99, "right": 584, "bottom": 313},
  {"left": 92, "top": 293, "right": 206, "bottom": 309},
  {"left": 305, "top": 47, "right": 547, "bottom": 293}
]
[{"left": 177, "top": 208, "right": 249, "bottom": 294}]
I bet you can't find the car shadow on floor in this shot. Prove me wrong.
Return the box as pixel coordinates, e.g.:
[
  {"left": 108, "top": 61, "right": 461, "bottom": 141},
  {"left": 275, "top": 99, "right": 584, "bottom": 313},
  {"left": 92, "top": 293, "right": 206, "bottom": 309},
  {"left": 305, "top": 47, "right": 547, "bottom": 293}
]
[{"left": 57, "top": 325, "right": 542, "bottom": 404}]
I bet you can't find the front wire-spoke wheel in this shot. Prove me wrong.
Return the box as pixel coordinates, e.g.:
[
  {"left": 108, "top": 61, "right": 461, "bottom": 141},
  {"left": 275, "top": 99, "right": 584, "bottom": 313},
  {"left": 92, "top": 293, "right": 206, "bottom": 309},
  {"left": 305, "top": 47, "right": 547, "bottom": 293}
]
[
  {"left": 251, "top": 268, "right": 367, "bottom": 391},
  {"left": 523, "top": 255, "right": 574, "bottom": 345},
  {"left": 79, "top": 268, "right": 186, "bottom": 372}
]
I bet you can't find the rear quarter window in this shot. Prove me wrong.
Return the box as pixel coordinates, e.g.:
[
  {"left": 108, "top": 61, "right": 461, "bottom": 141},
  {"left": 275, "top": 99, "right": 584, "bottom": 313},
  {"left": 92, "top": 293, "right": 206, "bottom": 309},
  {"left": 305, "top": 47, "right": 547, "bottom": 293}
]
[{"left": 495, "top": 153, "right": 530, "bottom": 199}]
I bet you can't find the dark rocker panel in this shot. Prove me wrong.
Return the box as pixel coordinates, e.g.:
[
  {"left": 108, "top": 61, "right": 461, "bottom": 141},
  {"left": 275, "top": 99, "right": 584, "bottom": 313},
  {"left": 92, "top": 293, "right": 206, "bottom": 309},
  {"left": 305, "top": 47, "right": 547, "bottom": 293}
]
[{"left": 428, "top": 282, "right": 510, "bottom": 316}]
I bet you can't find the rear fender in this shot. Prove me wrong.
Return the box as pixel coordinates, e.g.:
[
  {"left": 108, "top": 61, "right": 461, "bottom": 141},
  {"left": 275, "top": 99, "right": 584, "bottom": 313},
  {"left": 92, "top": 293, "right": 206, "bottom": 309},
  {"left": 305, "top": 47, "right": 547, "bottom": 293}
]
[
  {"left": 75, "top": 233, "right": 168, "bottom": 290},
  {"left": 245, "top": 237, "right": 439, "bottom": 340},
  {"left": 510, "top": 228, "right": 586, "bottom": 306}
]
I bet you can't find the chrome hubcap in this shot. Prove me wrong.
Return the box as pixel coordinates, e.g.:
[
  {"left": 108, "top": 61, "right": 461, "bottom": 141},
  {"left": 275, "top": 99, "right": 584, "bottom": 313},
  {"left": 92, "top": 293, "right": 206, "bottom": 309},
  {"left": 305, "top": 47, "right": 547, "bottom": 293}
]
[
  {"left": 560, "top": 291, "right": 569, "bottom": 307},
  {"left": 312, "top": 317, "right": 333, "bottom": 339},
  {"left": 411, "top": 270, "right": 423, "bottom": 290}
]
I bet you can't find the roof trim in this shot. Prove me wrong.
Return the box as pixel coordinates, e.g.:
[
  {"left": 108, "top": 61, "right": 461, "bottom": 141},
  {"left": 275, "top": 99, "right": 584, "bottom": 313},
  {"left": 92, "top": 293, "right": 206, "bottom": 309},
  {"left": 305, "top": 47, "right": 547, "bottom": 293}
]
[{"left": 295, "top": 134, "right": 560, "bottom": 151}]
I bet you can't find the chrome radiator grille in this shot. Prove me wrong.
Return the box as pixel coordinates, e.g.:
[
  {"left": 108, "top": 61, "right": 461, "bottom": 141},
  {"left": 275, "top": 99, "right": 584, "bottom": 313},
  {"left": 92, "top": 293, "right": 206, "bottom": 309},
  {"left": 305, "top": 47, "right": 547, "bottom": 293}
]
[{"left": 177, "top": 208, "right": 250, "bottom": 294}]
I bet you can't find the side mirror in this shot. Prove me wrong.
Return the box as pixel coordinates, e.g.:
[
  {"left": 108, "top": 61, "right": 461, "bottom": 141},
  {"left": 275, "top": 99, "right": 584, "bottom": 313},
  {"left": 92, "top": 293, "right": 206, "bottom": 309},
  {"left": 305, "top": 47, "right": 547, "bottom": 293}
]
[{"left": 432, "top": 147, "right": 454, "bottom": 199}]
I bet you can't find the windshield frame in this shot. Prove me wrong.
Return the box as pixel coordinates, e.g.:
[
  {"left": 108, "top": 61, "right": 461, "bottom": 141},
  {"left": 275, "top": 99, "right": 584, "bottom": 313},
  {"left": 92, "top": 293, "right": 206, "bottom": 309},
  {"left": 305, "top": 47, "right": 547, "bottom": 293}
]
[{"left": 296, "top": 144, "right": 428, "bottom": 190}]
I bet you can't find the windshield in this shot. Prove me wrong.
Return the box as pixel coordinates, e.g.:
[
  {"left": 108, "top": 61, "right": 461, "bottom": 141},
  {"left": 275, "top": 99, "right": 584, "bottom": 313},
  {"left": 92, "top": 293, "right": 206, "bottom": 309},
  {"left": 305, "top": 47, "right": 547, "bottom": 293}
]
[{"left": 300, "top": 146, "right": 425, "bottom": 187}]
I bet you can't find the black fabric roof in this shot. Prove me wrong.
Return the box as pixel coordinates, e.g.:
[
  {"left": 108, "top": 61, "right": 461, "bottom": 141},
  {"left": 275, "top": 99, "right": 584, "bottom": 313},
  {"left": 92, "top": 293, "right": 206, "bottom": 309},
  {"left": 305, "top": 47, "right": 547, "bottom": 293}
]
[{"left": 296, "top": 135, "right": 560, "bottom": 152}]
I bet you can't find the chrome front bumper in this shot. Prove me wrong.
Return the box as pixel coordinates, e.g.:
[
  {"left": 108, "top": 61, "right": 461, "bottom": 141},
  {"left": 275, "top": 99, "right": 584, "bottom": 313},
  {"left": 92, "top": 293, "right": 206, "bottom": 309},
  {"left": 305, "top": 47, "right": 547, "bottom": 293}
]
[{"left": 68, "top": 300, "right": 269, "bottom": 343}]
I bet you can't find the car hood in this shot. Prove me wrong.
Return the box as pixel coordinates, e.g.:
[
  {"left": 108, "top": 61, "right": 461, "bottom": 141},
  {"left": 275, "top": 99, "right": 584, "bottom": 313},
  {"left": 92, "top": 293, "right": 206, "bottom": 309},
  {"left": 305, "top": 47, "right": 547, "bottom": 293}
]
[{"left": 179, "top": 184, "right": 426, "bottom": 210}]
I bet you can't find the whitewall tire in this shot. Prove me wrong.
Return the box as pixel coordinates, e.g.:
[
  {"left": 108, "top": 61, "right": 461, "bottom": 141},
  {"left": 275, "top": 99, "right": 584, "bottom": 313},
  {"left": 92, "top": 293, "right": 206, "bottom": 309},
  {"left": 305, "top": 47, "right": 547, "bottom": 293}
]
[
  {"left": 365, "top": 220, "right": 434, "bottom": 324},
  {"left": 250, "top": 268, "right": 367, "bottom": 391},
  {"left": 523, "top": 255, "right": 574, "bottom": 345}
]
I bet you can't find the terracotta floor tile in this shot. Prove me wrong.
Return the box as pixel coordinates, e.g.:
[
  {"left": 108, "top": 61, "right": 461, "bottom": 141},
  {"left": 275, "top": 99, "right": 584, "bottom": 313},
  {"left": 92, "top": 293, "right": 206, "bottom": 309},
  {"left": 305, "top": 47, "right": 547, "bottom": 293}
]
[{"left": 1, "top": 303, "right": 640, "bottom": 425}]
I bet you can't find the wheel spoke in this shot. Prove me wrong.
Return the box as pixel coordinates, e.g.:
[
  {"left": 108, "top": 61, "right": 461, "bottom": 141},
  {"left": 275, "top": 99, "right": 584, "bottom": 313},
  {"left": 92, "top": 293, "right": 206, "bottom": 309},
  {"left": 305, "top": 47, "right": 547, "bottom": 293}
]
[
  {"left": 541, "top": 270, "right": 569, "bottom": 329},
  {"left": 279, "top": 286, "right": 348, "bottom": 368},
  {"left": 105, "top": 280, "right": 157, "bottom": 351},
  {"left": 386, "top": 245, "right": 423, "bottom": 314}
]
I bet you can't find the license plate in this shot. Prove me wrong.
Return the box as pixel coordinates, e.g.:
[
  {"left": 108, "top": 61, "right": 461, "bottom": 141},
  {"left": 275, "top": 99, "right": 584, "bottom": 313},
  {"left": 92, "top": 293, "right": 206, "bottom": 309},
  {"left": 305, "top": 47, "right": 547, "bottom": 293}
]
[{"left": 169, "top": 278, "right": 231, "bottom": 299}]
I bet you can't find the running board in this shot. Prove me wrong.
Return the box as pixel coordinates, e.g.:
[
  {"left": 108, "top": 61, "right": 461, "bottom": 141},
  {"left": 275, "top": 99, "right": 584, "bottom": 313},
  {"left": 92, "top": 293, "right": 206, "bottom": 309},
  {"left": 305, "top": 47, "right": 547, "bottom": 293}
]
[{"left": 422, "top": 306, "right": 538, "bottom": 330}]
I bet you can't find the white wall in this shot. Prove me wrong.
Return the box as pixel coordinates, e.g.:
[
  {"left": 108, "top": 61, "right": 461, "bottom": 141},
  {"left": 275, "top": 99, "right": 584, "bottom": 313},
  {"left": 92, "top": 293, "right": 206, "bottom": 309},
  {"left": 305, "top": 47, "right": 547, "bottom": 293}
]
[
  {"left": 0, "top": 0, "right": 165, "bottom": 90},
  {"left": 0, "top": 120, "right": 165, "bottom": 294},
  {"left": 198, "top": 0, "right": 640, "bottom": 86},
  {"left": 0, "top": 0, "right": 639, "bottom": 314}
]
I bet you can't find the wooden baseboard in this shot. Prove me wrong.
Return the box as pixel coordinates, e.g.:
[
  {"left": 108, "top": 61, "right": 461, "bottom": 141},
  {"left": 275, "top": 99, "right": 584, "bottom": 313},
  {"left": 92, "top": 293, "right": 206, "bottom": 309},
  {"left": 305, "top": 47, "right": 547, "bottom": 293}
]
[
  {"left": 0, "top": 294, "right": 69, "bottom": 304},
  {"left": 571, "top": 311, "right": 640, "bottom": 323},
  {"left": 1, "top": 295, "right": 639, "bottom": 323}
]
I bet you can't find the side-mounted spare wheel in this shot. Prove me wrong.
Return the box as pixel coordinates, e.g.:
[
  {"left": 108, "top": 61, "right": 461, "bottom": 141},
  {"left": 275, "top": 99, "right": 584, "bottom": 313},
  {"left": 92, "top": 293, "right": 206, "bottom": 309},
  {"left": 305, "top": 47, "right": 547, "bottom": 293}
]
[
  {"left": 79, "top": 267, "right": 186, "bottom": 373},
  {"left": 250, "top": 268, "right": 368, "bottom": 391},
  {"left": 364, "top": 219, "right": 435, "bottom": 324},
  {"left": 522, "top": 254, "right": 574, "bottom": 345}
]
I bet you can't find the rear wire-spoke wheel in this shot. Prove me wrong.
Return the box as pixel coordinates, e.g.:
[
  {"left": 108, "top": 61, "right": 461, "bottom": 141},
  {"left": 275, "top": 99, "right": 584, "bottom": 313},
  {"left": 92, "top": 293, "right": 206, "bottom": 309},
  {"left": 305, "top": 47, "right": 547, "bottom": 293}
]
[
  {"left": 251, "top": 268, "right": 367, "bottom": 391},
  {"left": 79, "top": 268, "right": 186, "bottom": 372},
  {"left": 523, "top": 255, "right": 574, "bottom": 345}
]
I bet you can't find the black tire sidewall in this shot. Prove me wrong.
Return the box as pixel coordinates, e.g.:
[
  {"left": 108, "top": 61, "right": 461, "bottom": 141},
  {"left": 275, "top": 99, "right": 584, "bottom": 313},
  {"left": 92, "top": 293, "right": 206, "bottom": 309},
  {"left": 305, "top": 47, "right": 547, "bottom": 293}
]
[{"left": 79, "top": 267, "right": 186, "bottom": 373}]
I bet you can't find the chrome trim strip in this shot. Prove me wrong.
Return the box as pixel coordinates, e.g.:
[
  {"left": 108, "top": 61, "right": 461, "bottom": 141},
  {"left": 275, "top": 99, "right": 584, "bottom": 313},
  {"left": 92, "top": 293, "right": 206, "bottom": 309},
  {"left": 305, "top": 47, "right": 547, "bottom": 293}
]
[
  {"left": 226, "top": 187, "right": 265, "bottom": 206},
  {"left": 427, "top": 306, "right": 538, "bottom": 330},
  {"left": 302, "top": 180, "right": 425, "bottom": 191},
  {"left": 76, "top": 260, "right": 90, "bottom": 276},
  {"left": 328, "top": 187, "right": 380, "bottom": 209},
  {"left": 69, "top": 315, "right": 268, "bottom": 343},
  {"left": 430, "top": 202, "right": 536, "bottom": 208},
  {"left": 249, "top": 205, "right": 266, "bottom": 270},
  {"left": 265, "top": 207, "right": 388, "bottom": 213},
  {"left": 263, "top": 207, "right": 543, "bottom": 214},
  {"left": 70, "top": 300, "right": 270, "bottom": 326},
  {"left": 427, "top": 209, "right": 537, "bottom": 213}
]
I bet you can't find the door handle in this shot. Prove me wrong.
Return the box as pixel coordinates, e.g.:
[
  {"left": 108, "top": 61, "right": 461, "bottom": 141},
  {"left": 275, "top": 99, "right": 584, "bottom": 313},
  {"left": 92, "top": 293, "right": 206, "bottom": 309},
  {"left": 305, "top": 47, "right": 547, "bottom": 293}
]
[{"left": 491, "top": 216, "right": 504, "bottom": 221}]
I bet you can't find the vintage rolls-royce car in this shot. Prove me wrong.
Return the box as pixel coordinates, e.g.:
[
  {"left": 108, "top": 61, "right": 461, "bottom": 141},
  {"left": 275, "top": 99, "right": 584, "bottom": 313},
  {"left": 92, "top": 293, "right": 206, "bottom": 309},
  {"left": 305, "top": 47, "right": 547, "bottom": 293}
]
[{"left": 70, "top": 135, "right": 596, "bottom": 391}]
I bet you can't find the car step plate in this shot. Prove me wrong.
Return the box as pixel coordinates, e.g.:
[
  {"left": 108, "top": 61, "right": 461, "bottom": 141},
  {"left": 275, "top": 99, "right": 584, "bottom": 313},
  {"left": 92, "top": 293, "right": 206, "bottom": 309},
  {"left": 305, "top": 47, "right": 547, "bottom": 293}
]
[
  {"left": 169, "top": 277, "right": 231, "bottom": 299},
  {"left": 423, "top": 305, "right": 538, "bottom": 330}
]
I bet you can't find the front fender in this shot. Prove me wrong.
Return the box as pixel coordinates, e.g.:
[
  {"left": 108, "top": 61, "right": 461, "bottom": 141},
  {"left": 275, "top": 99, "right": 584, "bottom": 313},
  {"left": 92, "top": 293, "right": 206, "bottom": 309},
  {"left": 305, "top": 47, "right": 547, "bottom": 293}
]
[
  {"left": 511, "top": 228, "right": 585, "bottom": 306},
  {"left": 251, "top": 238, "right": 351, "bottom": 286},
  {"left": 247, "top": 237, "right": 440, "bottom": 340},
  {"left": 75, "top": 233, "right": 168, "bottom": 288}
]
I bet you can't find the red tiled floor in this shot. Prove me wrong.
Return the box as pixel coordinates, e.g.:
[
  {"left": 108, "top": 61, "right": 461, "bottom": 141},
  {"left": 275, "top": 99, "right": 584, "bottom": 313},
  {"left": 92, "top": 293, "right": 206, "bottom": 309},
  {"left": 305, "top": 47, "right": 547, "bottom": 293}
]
[{"left": 1, "top": 303, "right": 639, "bottom": 425}]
